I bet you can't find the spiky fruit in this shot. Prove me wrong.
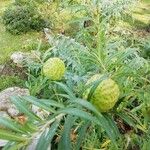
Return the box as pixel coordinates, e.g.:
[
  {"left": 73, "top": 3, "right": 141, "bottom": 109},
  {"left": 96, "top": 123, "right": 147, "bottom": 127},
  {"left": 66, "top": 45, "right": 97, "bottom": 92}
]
[
  {"left": 84, "top": 74, "right": 120, "bottom": 112},
  {"left": 43, "top": 57, "right": 65, "bottom": 80}
]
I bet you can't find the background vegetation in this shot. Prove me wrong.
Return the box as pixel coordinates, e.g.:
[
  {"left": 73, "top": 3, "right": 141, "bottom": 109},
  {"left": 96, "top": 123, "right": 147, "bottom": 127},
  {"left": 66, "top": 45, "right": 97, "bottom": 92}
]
[{"left": 0, "top": 0, "right": 150, "bottom": 150}]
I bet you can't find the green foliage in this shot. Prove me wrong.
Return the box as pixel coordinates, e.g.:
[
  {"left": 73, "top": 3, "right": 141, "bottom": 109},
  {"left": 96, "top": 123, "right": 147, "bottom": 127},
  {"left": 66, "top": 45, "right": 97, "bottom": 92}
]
[
  {"left": 0, "top": 0, "right": 150, "bottom": 149},
  {"left": 22, "top": 40, "right": 50, "bottom": 52},
  {"left": 140, "top": 38, "right": 150, "bottom": 59},
  {"left": 0, "top": 75, "right": 24, "bottom": 91},
  {"left": 2, "top": 2, "right": 47, "bottom": 34},
  {"left": 1, "top": 29, "right": 149, "bottom": 148},
  {"left": 0, "top": 1, "right": 48, "bottom": 64},
  {"left": 0, "top": 21, "right": 42, "bottom": 64}
]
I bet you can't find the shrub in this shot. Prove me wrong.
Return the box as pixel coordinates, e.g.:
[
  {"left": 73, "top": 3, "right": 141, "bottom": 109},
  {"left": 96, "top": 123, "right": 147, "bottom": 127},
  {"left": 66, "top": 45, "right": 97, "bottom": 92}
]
[{"left": 2, "top": 2, "right": 47, "bottom": 34}]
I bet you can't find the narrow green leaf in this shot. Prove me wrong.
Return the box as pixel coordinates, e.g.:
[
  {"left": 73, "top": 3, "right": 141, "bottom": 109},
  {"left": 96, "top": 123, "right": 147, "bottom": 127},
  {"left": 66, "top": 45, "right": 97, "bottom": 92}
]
[
  {"left": 3, "top": 142, "right": 27, "bottom": 150},
  {"left": 54, "top": 82, "right": 76, "bottom": 100},
  {"left": 11, "top": 96, "right": 41, "bottom": 121},
  {"left": 70, "top": 99, "right": 119, "bottom": 143},
  {"left": 0, "top": 129, "right": 28, "bottom": 142},
  {"left": 75, "top": 121, "right": 90, "bottom": 150},
  {"left": 22, "top": 122, "right": 38, "bottom": 133},
  {"left": 58, "top": 115, "right": 76, "bottom": 150},
  {"left": 0, "top": 117, "right": 24, "bottom": 133},
  {"left": 2, "top": 142, "right": 12, "bottom": 150},
  {"left": 57, "top": 108, "right": 118, "bottom": 143},
  {"left": 36, "top": 120, "right": 60, "bottom": 150},
  {"left": 41, "top": 99, "right": 64, "bottom": 108},
  {"left": 57, "top": 108, "right": 100, "bottom": 125},
  {"left": 71, "top": 98, "right": 102, "bottom": 116},
  {"left": 117, "top": 112, "right": 136, "bottom": 128},
  {"left": 22, "top": 96, "right": 56, "bottom": 113},
  {"left": 104, "top": 114, "right": 120, "bottom": 138}
]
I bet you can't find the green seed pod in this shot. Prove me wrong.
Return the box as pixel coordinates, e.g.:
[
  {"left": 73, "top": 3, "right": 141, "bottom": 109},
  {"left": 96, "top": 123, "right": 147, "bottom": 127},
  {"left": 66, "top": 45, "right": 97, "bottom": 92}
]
[
  {"left": 43, "top": 57, "right": 65, "bottom": 80},
  {"left": 84, "top": 74, "right": 120, "bottom": 112}
]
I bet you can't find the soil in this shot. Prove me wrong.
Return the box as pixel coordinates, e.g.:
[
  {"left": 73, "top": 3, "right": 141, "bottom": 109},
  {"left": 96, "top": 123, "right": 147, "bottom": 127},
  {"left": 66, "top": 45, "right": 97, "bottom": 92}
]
[{"left": 0, "top": 60, "right": 27, "bottom": 79}]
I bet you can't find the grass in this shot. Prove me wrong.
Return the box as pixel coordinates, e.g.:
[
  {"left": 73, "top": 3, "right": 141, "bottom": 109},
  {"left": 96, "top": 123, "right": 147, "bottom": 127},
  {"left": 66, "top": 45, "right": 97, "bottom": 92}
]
[
  {"left": 121, "top": 0, "right": 150, "bottom": 30},
  {"left": 0, "top": 0, "right": 43, "bottom": 64},
  {"left": 0, "top": 0, "right": 44, "bottom": 91},
  {"left": 0, "top": 0, "right": 149, "bottom": 65},
  {"left": 0, "top": 75, "right": 24, "bottom": 91},
  {"left": 0, "top": 23, "right": 42, "bottom": 64},
  {"left": 0, "top": 0, "right": 11, "bottom": 15},
  {"left": 131, "top": 1, "right": 150, "bottom": 28}
]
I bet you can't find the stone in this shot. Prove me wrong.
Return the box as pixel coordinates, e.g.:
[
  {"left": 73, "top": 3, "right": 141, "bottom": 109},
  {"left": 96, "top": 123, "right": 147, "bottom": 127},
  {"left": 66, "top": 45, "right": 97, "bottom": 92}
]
[
  {"left": 32, "top": 105, "right": 50, "bottom": 119},
  {"left": 0, "top": 87, "right": 30, "bottom": 117},
  {"left": 10, "top": 51, "right": 41, "bottom": 67},
  {"left": 0, "top": 140, "right": 8, "bottom": 147},
  {"left": 10, "top": 52, "right": 25, "bottom": 66}
]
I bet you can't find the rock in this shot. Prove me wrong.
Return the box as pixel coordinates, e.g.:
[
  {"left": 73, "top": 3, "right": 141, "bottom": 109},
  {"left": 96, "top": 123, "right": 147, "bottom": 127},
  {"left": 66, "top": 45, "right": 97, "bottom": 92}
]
[
  {"left": 32, "top": 105, "right": 50, "bottom": 119},
  {"left": 0, "top": 87, "right": 30, "bottom": 117},
  {"left": 10, "top": 52, "right": 25, "bottom": 66},
  {"left": 0, "top": 140, "right": 8, "bottom": 147},
  {"left": 0, "top": 87, "right": 29, "bottom": 148},
  {"left": 11, "top": 51, "right": 41, "bottom": 67}
]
